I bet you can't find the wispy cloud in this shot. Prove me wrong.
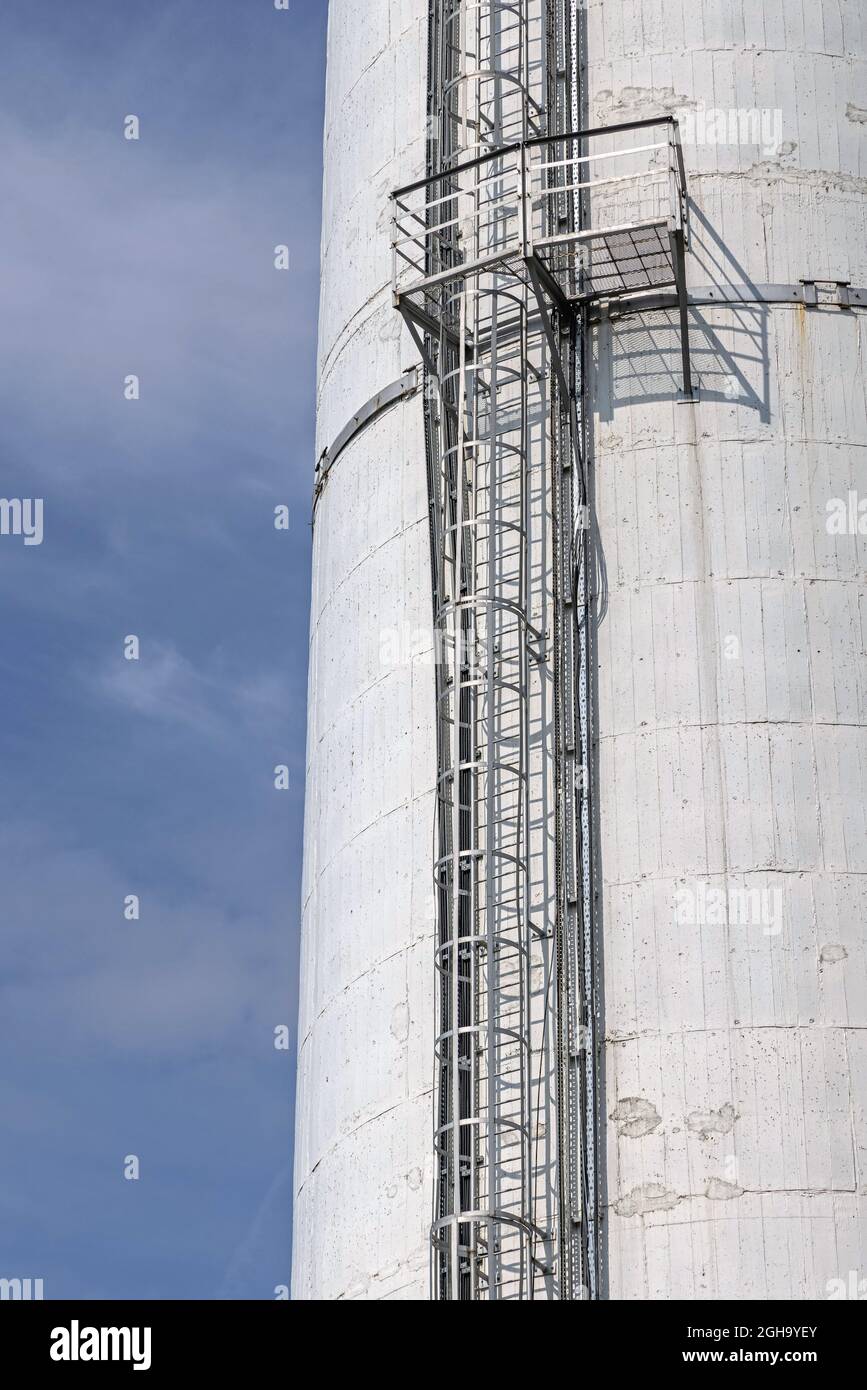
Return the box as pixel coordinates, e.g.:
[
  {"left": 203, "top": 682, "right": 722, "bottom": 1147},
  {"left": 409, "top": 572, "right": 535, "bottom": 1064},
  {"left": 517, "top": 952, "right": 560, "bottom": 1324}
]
[
  {"left": 0, "top": 116, "right": 294, "bottom": 487},
  {"left": 0, "top": 0, "right": 322, "bottom": 1298},
  {"left": 88, "top": 640, "right": 292, "bottom": 744}
]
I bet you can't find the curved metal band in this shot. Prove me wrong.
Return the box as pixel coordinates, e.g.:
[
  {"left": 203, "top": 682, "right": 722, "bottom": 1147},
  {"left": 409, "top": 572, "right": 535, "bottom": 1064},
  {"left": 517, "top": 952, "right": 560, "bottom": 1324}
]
[
  {"left": 312, "top": 367, "right": 419, "bottom": 517},
  {"left": 591, "top": 280, "right": 867, "bottom": 322}
]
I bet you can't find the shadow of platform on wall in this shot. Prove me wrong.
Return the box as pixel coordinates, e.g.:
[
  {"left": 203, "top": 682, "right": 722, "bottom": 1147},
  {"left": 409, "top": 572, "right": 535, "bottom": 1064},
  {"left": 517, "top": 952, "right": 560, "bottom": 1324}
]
[{"left": 593, "top": 199, "right": 772, "bottom": 425}]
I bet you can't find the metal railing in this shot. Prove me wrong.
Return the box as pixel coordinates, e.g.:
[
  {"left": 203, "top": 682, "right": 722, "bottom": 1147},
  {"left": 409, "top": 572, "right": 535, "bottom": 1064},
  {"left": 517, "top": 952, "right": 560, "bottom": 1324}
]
[
  {"left": 422, "top": 0, "right": 554, "bottom": 1302},
  {"left": 428, "top": 279, "right": 542, "bottom": 1300},
  {"left": 405, "top": 1, "right": 694, "bottom": 1301},
  {"left": 393, "top": 116, "right": 689, "bottom": 312}
]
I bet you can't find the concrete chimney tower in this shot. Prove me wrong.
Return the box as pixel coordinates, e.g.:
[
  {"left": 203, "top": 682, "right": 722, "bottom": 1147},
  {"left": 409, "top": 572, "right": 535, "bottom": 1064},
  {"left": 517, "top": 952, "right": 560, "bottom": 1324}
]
[{"left": 293, "top": 0, "right": 867, "bottom": 1301}]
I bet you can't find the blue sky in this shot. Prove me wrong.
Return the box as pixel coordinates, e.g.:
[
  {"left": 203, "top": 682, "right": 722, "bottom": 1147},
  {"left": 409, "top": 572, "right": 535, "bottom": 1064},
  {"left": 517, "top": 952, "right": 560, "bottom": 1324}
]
[{"left": 0, "top": 0, "right": 326, "bottom": 1298}]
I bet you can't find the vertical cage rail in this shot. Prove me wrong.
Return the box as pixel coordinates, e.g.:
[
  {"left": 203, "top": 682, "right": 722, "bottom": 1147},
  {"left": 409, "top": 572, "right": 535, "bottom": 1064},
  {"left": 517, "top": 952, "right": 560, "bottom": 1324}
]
[
  {"left": 423, "top": 0, "right": 547, "bottom": 1300},
  {"left": 572, "top": 0, "right": 602, "bottom": 1297},
  {"left": 544, "top": 0, "right": 585, "bottom": 1300},
  {"left": 399, "top": 0, "right": 695, "bottom": 1301},
  {"left": 432, "top": 283, "right": 540, "bottom": 1297}
]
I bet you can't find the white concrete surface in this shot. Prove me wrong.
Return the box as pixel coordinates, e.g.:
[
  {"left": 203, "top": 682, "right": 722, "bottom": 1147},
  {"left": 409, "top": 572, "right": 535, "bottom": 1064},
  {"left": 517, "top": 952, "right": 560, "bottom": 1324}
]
[
  {"left": 588, "top": 0, "right": 867, "bottom": 1298},
  {"left": 295, "top": 0, "right": 867, "bottom": 1301},
  {"left": 291, "top": 0, "right": 434, "bottom": 1300}
]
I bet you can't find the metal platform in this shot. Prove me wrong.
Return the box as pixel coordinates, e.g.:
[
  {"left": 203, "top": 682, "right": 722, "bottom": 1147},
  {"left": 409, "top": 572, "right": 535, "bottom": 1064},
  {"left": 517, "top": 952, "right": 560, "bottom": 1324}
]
[
  {"left": 396, "top": 0, "right": 695, "bottom": 1303},
  {"left": 393, "top": 116, "right": 694, "bottom": 396}
]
